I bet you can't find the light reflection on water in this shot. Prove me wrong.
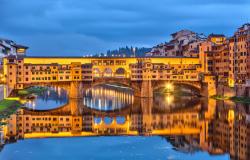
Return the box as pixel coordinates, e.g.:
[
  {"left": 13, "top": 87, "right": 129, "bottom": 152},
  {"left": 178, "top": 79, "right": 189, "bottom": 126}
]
[
  {"left": 83, "top": 84, "right": 134, "bottom": 111},
  {"left": 153, "top": 93, "right": 201, "bottom": 111}
]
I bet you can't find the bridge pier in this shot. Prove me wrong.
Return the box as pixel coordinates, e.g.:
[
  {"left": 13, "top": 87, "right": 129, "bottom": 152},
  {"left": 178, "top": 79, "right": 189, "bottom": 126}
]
[
  {"left": 201, "top": 75, "right": 217, "bottom": 97},
  {"left": 69, "top": 81, "right": 83, "bottom": 99},
  {"left": 134, "top": 80, "right": 153, "bottom": 98}
]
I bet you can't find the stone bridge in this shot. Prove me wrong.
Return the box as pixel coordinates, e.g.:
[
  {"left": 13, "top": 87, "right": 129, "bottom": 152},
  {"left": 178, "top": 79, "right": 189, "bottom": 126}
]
[
  {"left": 23, "top": 76, "right": 216, "bottom": 99},
  {"left": 4, "top": 56, "right": 218, "bottom": 98},
  {"left": 69, "top": 78, "right": 215, "bottom": 98}
]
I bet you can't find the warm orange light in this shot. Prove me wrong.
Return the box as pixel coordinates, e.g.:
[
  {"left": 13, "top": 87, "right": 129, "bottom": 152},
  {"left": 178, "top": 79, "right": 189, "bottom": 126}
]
[{"left": 165, "top": 83, "right": 174, "bottom": 91}]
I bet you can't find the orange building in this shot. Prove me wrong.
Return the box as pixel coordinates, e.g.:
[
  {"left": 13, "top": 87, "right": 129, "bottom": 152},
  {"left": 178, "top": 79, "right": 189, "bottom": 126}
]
[
  {"left": 229, "top": 24, "right": 250, "bottom": 85},
  {"left": 199, "top": 24, "right": 250, "bottom": 89},
  {"left": 199, "top": 34, "right": 230, "bottom": 85}
]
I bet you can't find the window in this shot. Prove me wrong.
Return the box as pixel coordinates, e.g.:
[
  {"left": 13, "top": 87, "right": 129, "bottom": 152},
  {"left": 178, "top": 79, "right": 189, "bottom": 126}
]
[{"left": 8, "top": 59, "right": 14, "bottom": 63}]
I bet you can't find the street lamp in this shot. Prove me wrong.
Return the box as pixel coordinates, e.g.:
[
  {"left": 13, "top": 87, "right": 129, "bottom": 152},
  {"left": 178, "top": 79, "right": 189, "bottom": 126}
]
[{"left": 165, "top": 83, "right": 174, "bottom": 92}]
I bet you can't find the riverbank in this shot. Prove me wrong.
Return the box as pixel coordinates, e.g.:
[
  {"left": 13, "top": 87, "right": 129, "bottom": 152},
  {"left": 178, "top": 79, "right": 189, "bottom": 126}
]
[
  {"left": 211, "top": 95, "right": 250, "bottom": 104},
  {"left": 0, "top": 99, "right": 22, "bottom": 119}
]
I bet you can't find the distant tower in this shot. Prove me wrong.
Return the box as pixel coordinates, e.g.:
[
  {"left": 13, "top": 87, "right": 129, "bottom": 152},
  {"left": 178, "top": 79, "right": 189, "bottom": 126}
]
[{"left": 132, "top": 47, "right": 136, "bottom": 57}]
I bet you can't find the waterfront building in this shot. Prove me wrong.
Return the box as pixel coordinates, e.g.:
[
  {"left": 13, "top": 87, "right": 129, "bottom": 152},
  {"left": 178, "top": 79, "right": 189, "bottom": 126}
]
[
  {"left": 228, "top": 24, "right": 250, "bottom": 95},
  {"left": 0, "top": 38, "right": 28, "bottom": 83},
  {"left": 0, "top": 38, "right": 28, "bottom": 59},
  {"left": 148, "top": 30, "right": 206, "bottom": 57},
  {"left": 199, "top": 34, "right": 230, "bottom": 85},
  {"left": 199, "top": 24, "right": 250, "bottom": 94}
]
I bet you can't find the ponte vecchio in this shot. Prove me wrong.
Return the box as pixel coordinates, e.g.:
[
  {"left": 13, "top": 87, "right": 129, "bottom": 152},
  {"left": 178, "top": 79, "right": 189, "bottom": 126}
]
[{"left": 3, "top": 56, "right": 216, "bottom": 98}]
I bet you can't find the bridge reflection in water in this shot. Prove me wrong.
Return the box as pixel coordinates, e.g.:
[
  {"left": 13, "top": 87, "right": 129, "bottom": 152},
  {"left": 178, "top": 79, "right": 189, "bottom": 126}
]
[
  {"left": 4, "top": 83, "right": 204, "bottom": 137},
  {"left": 2, "top": 84, "right": 250, "bottom": 160},
  {"left": 83, "top": 84, "right": 134, "bottom": 111}
]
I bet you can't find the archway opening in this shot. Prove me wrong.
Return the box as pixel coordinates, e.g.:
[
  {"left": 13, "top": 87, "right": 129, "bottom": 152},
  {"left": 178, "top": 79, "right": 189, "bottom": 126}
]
[
  {"left": 153, "top": 83, "right": 202, "bottom": 111},
  {"left": 103, "top": 68, "right": 113, "bottom": 77},
  {"left": 115, "top": 68, "right": 126, "bottom": 78},
  {"left": 154, "top": 83, "right": 201, "bottom": 97},
  {"left": 104, "top": 117, "right": 113, "bottom": 125},
  {"left": 116, "top": 116, "right": 126, "bottom": 124},
  {"left": 94, "top": 117, "right": 102, "bottom": 124}
]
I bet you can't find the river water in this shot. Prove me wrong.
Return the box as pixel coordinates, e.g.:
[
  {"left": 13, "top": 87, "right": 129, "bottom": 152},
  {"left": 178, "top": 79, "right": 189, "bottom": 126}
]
[{"left": 0, "top": 84, "right": 248, "bottom": 160}]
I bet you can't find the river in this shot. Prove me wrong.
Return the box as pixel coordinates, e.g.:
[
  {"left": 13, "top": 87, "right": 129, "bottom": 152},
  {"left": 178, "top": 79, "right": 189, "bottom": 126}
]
[{"left": 0, "top": 84, "right": 248, "bottom": 160}]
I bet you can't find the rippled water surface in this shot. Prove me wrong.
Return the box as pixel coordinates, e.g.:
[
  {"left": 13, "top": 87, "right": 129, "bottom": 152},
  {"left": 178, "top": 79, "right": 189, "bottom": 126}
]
[{"left": 0, "top": 137, "right": 229, "bottom": 160}]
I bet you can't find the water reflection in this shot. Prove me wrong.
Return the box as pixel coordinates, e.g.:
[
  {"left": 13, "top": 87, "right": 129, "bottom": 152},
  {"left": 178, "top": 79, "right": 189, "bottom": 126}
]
[
  {"left": 153, "top": 93, "right": 201, "bottom": 111},
  {"left": 0, "top": 84, "right": 250, "bottom": 160},
  {"left": 83, "top": 84, "right": 134, "bottom": 111},
  {"left": 24, "top": 87, "right": 68, "bottom": 110}
]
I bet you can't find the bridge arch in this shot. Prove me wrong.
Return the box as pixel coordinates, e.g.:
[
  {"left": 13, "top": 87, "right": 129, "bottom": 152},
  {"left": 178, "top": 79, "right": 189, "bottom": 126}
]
[
  {"left": 115, "top": 67, "right": 126, "bottom": 78},
  {"left": 152, "top": 81, "right": 202, "bottom": 95},
  {"left": 91, "top": 78, "right": 140, "bottom": 94},
  {"left": 93, "top": 68, "right": 101, "bottom": 78}
]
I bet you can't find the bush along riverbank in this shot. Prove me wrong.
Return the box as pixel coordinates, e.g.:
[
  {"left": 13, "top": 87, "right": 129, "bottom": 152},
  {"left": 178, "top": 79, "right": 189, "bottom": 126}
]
[
  {"left": 230, "top": 96, "right": 250, "bottom": 104},
  {"left": 17, "top": 86, "right": 47, "bottom": 96},
  {"left": 0, "top": 99, "right": 22, "bottom": 119},
  {"left": 211, "top": 95, "right": 250, "bottom": 104}
]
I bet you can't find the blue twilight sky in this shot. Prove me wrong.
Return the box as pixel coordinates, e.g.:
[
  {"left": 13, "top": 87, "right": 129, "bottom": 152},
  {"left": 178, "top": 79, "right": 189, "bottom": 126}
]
[{"left": 0, "top": 0, "right": 250, "bottom": 56}]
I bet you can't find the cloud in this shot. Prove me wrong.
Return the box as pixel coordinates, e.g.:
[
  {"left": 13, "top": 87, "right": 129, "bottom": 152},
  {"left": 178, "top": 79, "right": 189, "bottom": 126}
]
[{"left": 0, "top": 0, "right": 249, "bottom": 56}]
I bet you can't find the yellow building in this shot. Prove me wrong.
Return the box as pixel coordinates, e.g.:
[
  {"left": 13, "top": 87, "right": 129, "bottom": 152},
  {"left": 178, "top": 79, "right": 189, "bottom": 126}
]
[
  {"left": 3, "top": 56, "right": 204, "bottom": 90},
  {"left": 208, "top": 34, "right": 226, "bottom": 45}
]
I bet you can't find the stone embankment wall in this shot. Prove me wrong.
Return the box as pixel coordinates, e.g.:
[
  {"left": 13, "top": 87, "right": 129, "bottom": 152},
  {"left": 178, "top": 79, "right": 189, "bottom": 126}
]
[
  {"left": 216, "top": 84, "right": 236, "bottom": 97},
  {"left": 217, "top": 84, "right": 250, "bottom": 98},
  {"left": 235, "top": 85, "right": 250, "bottom": 97}
]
